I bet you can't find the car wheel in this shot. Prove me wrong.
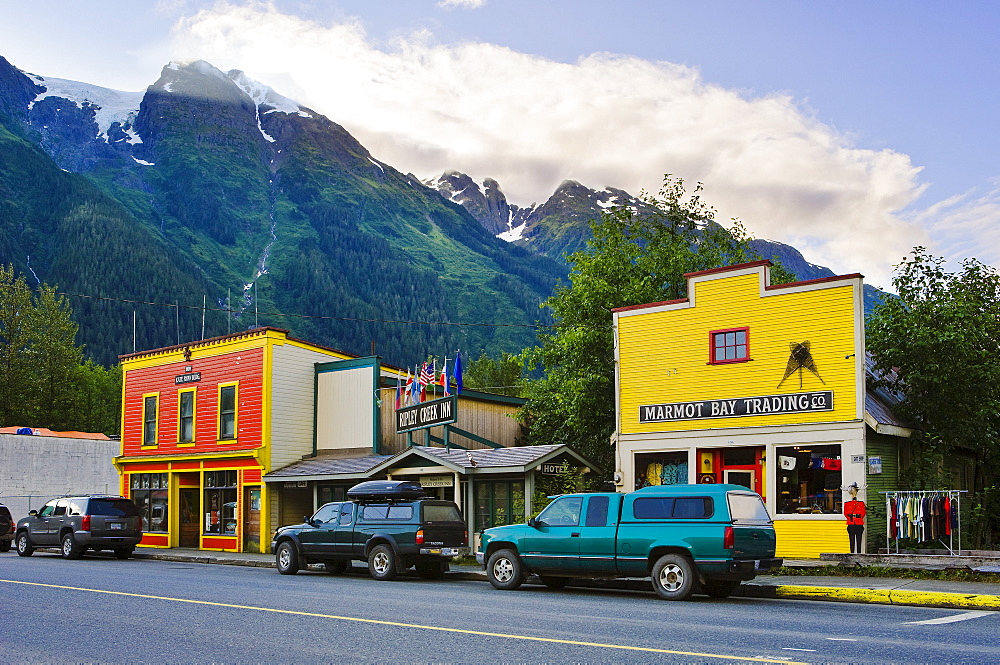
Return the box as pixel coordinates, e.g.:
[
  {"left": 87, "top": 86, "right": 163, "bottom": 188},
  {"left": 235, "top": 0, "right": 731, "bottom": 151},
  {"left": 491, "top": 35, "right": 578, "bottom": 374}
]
[
  {"left": 275, "top": 541, "right": 300, "bottom": 575},
  {"left": 114, "top": 547, "right": 134, "bottom": 560},
  {"left": 61, "top": 533, "right": 83, "bottom": 559},
  {"left": 16, "top": 532, "right": 33, "bottom": 557},
  {"left": 651, "top": 554, "right": 695, "bottom": 601},
  {"left": 539, "top": 576, "right": 569, "bottom": 589},
  {"left": 368, "top": 544, "right": 398, "bottom": 581},
  {"left": 324, "top": 560, "right": 348, "bottom": 575},
  {"left": 702, "top": 579, "right": 740, "bottom": 598},
  {"left": 415, "top": 560, "right": 446, "bottom": 579},
  {"left": 0, "top": 539, "right": 10, "bottom": 553},
  {"left": 486, "top": 549, "right": 525, "bottom": 591}
]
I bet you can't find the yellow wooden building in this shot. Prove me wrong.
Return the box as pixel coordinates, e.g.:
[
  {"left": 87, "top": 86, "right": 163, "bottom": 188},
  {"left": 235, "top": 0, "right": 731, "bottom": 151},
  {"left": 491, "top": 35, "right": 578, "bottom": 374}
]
[{"left": 613, "top": 261, "right": 908, "bottom": 558}]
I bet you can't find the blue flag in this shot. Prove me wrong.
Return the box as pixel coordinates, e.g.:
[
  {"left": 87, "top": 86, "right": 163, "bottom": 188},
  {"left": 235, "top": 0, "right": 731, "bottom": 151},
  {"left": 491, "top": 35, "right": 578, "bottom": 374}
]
[{"left": 453, "top": 351, "right": 463, "bottom": 394}]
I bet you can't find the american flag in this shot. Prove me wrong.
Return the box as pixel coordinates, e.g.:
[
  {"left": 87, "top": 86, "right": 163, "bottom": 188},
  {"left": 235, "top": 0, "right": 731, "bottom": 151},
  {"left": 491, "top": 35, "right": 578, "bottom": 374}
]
[{"left": 419, "top": 361, "right": 434, "bottom": 386}]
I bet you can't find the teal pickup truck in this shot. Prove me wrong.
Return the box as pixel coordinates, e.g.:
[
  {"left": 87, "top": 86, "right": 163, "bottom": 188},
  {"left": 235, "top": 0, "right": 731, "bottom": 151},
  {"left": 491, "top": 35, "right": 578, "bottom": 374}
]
[{"left": 476, "top": 484, "right": 781, "bottom": 600}]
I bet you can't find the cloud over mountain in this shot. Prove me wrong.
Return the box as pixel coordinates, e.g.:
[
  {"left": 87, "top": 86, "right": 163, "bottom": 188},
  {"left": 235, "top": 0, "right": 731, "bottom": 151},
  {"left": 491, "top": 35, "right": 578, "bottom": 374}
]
[{"left": 169, "top": 2, "right": 938, "bottom": 287}]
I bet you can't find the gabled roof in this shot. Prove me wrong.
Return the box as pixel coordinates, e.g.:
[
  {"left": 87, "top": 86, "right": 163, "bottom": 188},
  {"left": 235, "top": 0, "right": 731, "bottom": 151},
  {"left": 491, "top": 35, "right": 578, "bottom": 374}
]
[
  {"left": 263, "top": 454, "right": 392, "bottom": 482},
  {"left": 262, "top": 444, "right": 602, "bottom": 482}
]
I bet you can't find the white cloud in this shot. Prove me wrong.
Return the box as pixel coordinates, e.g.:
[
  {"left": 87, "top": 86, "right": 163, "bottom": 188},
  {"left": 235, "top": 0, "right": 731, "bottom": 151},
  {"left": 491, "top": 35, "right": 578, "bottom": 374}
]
[
  {"left": 437, "top": 0, "right": 487, "bottom": 8},
  {"left": 908, "top": 181, "right": 1000, "bottom": 273},
  {"left": 168, "top": 1, "right": 944, "bottom": 288}
]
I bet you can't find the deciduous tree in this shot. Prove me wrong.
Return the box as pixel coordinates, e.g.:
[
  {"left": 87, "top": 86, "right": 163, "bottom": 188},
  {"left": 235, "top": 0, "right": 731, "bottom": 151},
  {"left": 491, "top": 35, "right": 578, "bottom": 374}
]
[{"left": 867, "top": 248, "right": 1000, "bottom": 546}]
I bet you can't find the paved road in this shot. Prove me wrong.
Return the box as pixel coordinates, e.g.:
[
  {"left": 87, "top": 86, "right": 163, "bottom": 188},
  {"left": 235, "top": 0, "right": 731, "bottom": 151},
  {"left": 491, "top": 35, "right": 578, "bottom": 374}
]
[{"left": 2, "top": 550, "right": 999, "bottom": 664}]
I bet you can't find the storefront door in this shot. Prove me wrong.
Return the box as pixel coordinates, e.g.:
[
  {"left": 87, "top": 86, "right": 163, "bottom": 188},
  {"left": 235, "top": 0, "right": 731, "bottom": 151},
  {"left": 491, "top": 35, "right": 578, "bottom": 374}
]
[
  {"left": 725, "top": 469, "right": 755, "bottom": 490},
  {"left": 179, "top": 489, "right": 199, "bottom": 548},
  {"left": 243, "top": 488, "right": 261, "bottom": 553}
]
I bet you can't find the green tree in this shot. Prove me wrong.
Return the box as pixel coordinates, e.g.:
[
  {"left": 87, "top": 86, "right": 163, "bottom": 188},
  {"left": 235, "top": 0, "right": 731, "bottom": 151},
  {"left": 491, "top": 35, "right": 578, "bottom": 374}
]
[
  {"left": 0, "top": 264, "right": 121, "bottom": 434},
  {"left": 0, "top": 264, "right": 36, "bottom": 425},
  {"left": 463, "top": 351, "right": 524, "bottom": 397},
  {"left": 518, "top": 176, "right": 795, "bottom": 473},
  {"left": 866, "top": 248, "right": 1000, "bottom": 546}
]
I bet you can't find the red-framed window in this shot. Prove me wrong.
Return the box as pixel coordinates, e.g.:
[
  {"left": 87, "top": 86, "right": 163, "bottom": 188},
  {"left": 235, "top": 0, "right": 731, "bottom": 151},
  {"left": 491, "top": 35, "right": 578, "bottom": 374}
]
[{"left": 709, "top": 327, "right": 749, "bottom": 364}]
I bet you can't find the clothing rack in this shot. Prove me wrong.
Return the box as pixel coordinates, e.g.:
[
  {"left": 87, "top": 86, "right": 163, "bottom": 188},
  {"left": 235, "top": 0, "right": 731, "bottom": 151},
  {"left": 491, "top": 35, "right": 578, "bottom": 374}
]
[{"left": 879, "top": 490, "right": 966, "bottom": 555}]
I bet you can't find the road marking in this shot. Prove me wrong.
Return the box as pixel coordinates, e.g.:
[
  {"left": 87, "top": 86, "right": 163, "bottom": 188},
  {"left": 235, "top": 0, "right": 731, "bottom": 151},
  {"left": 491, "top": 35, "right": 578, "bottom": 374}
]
[
  {"left": 0, "top": 579, "right": 804, "bottom": 664},
  {"left": 906, "top": 611, "right": 997, "bottom": 625}
]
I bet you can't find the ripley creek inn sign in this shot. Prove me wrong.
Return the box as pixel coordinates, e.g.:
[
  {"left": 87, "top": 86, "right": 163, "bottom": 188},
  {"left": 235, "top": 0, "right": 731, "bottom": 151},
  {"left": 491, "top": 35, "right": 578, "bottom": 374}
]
[
  {"left": 396, "top": 396, "right": 458, "bottom": 433},
  {"left": 639, "top": 391, "right": 834, "bottom": 423}
]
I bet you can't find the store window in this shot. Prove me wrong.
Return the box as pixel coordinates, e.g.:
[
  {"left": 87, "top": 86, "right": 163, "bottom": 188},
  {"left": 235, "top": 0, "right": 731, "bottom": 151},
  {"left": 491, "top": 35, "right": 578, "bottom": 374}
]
[
  {"left": 635, "top": 451, "right": 689, "bottom": 489},
  {"left": 218, "top": 383, "right": 237, "bottom": 441},
  {"left": 131, "top": 473, "right": 169, "bottom": 532},
  {"left": 318, "top": 485, "right": 347, "bottom": 506},
  {"left": 178, "top": 389, "right": 195, "bottom": 443},
  {"left": 710, "top": 327, "right": 749, "bottom": 364},
  {"left": 142, "top": 394, "right": 158, "bottom": 446},
  {"left": 476, "top": 480, "right": 525, "bottom": 530},
  {"left": 775, "top": 444, "right": 843, "bottom": 514},
  {"left": 204, "top": 470, "right": 238, "bottom": 534}
]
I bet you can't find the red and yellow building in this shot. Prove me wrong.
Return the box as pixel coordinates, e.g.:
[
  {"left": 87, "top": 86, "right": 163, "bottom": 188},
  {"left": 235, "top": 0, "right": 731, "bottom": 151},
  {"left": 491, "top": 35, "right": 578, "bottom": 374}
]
[{"left": 115, "top": 327, "right": 355, "bottom": 552}]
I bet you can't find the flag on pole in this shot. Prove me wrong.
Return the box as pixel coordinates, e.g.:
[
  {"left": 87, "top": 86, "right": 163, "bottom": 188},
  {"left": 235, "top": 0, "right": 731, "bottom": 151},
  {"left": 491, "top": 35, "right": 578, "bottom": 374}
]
[
  {"left": 395, "top": 371, "right": 402, "bottom": 410},
  {"left": 440, "top": 358, "right": 450, "bottom": 397},
  {"left": 404, "top": 369, "right": 414, "bottom": 406},
  {"left": 453, "top": 351, "right": 463, "bottom": 394}
]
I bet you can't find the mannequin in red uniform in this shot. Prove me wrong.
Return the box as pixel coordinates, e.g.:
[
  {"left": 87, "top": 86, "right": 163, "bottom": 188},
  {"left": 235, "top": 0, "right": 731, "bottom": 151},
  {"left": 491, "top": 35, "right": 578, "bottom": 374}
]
[{"left": 844, "top": 482, "right": 866, "bottom": 553}]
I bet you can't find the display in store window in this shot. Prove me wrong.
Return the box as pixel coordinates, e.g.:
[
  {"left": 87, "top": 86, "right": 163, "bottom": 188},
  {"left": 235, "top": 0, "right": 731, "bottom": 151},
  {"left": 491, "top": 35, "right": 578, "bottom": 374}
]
[
  {"left": 775, "top": 444, "right": 842, "bottom": 514},
  {"left": 635, "top": 452, "right": 688, "bottom": 489}
]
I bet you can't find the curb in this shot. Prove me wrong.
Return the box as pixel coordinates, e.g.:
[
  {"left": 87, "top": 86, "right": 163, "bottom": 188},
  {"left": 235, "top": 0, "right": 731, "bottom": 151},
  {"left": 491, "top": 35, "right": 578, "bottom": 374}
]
[{"left": 755, "top": 584, "right": 1000, "bottom": 610}]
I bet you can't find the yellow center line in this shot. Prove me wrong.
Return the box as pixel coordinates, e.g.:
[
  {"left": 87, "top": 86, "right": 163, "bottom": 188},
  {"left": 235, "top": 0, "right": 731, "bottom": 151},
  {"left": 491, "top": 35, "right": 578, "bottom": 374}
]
[{"left": 1, "top": 578, "right": 805, "bottom": 664}]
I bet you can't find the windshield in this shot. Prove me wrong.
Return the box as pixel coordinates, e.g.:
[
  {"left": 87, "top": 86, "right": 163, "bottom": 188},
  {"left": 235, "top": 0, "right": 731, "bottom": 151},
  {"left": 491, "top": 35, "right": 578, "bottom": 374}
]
[{"left": 728, "top": 492, "right": 772, "bottom": 523}]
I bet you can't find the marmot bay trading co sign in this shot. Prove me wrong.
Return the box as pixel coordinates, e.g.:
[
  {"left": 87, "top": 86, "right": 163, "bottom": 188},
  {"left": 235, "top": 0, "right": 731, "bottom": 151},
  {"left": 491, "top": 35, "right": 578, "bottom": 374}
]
[
  {"left": 396, "top": 396, "right": 458, "bottom": 433},
  {"left": 639, "top": 391, "right": 834, "bottom": 423}
]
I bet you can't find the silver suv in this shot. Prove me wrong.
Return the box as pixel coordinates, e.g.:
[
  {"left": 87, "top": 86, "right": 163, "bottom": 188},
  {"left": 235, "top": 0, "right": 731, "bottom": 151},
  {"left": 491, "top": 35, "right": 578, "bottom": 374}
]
[{"left": 15, "top": 495, "right": 142, "bottom": 559}]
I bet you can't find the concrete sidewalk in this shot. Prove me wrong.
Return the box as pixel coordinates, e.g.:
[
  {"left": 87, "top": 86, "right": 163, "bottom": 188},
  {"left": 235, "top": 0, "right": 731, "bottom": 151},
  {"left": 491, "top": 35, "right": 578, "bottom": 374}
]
[{"left": 132, "top": 547, "right": 1000, "bottom": 611}]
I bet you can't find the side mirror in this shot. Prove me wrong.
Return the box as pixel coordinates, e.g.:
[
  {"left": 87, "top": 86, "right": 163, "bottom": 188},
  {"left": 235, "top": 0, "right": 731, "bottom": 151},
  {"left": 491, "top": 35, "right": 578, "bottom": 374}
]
[{"left": 28, "top": 510, "right": 38, "bottom": 517}]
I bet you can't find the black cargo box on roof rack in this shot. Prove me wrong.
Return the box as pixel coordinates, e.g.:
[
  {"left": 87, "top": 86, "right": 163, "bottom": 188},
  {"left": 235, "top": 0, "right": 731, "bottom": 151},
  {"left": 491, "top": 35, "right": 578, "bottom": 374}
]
[{"left": 347, "top": 480, "right": 427, "bottom": 502}]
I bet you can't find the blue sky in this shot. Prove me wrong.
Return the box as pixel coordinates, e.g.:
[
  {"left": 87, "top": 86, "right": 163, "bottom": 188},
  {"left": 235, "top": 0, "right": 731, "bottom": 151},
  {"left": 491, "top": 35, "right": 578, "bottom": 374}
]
[{"left": 1, "top": 0, "right": 997, "bottom": 288}]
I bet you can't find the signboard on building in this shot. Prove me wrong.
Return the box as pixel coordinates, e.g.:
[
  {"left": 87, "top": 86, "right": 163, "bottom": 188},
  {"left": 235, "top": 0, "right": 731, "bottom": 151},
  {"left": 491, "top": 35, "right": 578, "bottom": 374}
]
[
  {"left": 175, "top": 372, "right": 201, "bottom": 384},
  {"left": 639, "top": 391, "right": 833, "bottom": 423},
  {"left": 396, "top": 396, "right": 458, "bottom": 433},
  {"left": 420, "top": 475, "right": 454, "bottom": 487}
]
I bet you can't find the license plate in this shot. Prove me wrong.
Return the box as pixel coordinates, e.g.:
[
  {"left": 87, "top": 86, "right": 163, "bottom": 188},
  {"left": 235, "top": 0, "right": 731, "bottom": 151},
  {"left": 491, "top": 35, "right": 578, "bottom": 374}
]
[{"left": 109, "top": 523, "right": 122, "bottom": 530}]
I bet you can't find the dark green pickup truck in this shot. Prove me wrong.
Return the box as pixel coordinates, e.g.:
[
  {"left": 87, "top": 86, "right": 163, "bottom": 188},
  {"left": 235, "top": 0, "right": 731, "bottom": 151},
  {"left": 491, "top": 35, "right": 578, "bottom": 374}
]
[{"left": 476, "top": 484, "right": 781, "bottom": 600}]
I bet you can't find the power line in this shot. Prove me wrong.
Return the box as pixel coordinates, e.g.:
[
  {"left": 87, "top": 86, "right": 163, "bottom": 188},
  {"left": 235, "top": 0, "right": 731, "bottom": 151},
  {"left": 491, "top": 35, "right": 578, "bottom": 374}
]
[{"left": 41, "top": 288, "right": 576, "bottom": 330}]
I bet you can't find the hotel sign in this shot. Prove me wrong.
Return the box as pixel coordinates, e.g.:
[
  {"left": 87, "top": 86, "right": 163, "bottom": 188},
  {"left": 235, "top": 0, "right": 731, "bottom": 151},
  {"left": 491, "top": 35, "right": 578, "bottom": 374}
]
[
  {"left": 639, "top": 391, "right": 833, "bottom": 423},
  {"left": 396, "top": 396, "right": 458, "bottom": 433}
]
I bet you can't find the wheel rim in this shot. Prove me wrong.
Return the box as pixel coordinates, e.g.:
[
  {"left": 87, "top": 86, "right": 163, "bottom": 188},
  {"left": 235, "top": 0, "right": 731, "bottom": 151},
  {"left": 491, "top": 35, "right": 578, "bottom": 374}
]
[
  {"left": 658, "top": 563, "right": 685, "bottom": 592},
  {"left": 62, "top": 537, "right": 73, "bottom": 556},
  {"left": 492, "top": 557, "right": 514, "bottom": 583},
  {"left": 277, "top": 546, "right": 291, "bottom": 569},
  {"left": 372, "top": 551, "right": 390, "bottom": 574}
]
